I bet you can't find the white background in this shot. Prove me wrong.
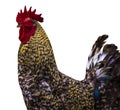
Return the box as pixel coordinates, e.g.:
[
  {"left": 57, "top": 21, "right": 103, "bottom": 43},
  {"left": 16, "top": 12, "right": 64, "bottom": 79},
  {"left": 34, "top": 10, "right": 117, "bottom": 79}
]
[{"left": 0, "top": 0, "right": 120, "bottom": 109}]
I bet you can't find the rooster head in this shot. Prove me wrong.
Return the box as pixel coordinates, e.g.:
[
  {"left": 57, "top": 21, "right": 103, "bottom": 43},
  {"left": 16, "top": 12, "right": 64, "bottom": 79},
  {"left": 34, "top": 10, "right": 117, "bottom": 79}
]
[{"left": 16, "top": 6, "right": 44, "bottom": 44}]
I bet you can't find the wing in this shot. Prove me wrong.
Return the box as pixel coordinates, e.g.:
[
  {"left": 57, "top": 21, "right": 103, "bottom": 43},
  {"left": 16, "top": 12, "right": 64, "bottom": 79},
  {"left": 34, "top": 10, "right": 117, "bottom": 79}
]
[{"left": 85, "top": 35, "right": 120, "bottom": 109}]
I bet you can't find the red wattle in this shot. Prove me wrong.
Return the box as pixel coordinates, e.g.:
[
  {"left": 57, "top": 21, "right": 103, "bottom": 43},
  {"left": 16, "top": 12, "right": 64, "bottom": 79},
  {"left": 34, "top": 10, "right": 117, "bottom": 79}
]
[{"left": 19, "top": 25, "right": 36, "bottom": 44}]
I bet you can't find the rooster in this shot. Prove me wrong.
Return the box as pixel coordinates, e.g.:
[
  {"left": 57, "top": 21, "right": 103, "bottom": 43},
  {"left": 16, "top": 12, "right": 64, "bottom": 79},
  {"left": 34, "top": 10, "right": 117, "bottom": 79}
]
[{"left": 17, "top": 6, "right": 120, "bottom": 110}]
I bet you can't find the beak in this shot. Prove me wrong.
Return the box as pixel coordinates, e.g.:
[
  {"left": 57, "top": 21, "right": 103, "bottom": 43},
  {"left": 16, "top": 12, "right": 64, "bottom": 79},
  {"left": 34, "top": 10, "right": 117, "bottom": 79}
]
[{"left": 17, "top": 24, "right": 21, "bottom": 28}]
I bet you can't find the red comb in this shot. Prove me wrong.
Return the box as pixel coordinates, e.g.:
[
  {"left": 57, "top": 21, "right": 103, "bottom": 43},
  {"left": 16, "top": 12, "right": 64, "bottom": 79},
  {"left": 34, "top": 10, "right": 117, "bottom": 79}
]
[{"left": 16, "top": 6, "right": 43, "bottom": 24}]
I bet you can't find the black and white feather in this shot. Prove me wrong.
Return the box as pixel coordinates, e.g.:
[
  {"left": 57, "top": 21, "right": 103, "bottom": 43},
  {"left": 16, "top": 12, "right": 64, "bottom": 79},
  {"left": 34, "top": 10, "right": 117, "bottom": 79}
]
[{"left": 85, "top": 35, "right": 120, "bottom": 109}]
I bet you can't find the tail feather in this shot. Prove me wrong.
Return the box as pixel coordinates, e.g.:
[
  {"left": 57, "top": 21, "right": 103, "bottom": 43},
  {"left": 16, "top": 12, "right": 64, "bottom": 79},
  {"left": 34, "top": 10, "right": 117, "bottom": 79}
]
[
  {"left": 85, "top": 35, "right": 120, "bottom": 109},
  {"left": 86, "top": 35, "right": 108, "bottom": 70}
]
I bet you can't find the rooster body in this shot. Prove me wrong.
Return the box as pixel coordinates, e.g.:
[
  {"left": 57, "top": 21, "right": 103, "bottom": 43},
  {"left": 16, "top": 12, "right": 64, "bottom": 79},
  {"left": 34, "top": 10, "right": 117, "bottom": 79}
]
[{"left": 17, "top": 6, "right": 120, "bottom": 110}]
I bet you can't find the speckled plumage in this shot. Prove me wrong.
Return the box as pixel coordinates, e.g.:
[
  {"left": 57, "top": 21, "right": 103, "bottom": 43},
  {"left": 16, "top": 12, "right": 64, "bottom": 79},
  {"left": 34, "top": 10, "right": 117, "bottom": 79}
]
[
  {"left": 18, "top": 22, "right": 94, "bottom": 110},
  {"left": 17, "top": 7, "right": 120, "bottom": 110}
]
